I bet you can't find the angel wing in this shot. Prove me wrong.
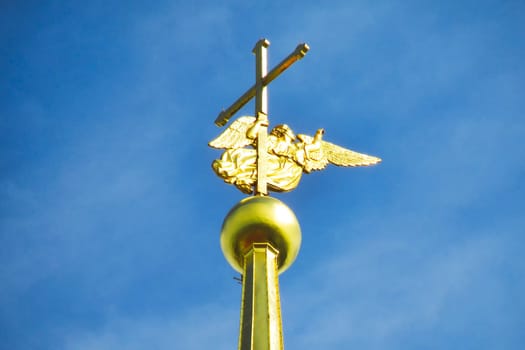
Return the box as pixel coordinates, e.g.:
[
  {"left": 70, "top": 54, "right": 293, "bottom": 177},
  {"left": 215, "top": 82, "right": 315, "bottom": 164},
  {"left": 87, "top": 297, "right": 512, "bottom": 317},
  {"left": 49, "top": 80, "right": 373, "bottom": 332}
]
[
  {"left": 208, "top": 116, "right": 256, "bottom": 149},
  {"left": 297, "top": 134, "right": 381, "bottom": 173},
  {"left": 323, "top": 141, "right": 381, "bottom": 167}
]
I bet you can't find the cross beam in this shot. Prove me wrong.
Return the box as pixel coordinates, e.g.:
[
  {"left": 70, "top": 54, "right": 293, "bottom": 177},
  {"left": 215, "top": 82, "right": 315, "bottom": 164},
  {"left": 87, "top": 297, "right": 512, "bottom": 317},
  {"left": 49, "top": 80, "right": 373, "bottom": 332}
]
[
  {"left": 215, "top": 41, "right": 310, "bottom": 127},
  {"left": 215, "top": 39, "right": 309, "bottom": 195}
]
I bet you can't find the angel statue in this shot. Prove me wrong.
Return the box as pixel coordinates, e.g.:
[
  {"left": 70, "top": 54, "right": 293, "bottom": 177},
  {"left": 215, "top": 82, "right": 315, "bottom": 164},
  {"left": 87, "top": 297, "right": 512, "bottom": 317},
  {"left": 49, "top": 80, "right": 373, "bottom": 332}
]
[{"left": 209, "top": 116, "right": 381, "bottom": 194}]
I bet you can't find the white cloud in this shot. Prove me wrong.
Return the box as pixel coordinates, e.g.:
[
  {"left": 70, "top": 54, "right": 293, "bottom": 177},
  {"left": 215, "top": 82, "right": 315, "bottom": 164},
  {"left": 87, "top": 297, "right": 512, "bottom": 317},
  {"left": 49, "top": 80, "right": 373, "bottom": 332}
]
[
  {"left": 63, "top": 304, "right": 239, "bottom": 350},
  {"left": 282, "top": 230, "right": 511, "bottom": 349}
]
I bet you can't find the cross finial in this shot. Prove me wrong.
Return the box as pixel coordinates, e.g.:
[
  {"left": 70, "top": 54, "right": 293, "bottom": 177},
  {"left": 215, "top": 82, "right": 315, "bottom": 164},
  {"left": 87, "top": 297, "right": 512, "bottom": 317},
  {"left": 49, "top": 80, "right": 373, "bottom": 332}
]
[{"left": 213, "top": 39, "right": 310, "bottom": 195}]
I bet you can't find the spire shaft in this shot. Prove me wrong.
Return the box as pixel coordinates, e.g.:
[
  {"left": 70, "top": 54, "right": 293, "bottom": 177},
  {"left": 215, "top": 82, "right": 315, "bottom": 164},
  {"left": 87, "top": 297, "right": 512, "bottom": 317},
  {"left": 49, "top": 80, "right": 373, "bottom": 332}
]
[{"left": 239, "top": 243, "right": 284, "bottom": 350}]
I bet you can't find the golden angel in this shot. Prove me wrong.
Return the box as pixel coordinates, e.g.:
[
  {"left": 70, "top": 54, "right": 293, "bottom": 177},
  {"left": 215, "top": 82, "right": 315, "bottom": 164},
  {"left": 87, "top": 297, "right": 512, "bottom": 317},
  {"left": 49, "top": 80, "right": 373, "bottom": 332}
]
[{"left": 209, "top": 116, "right": 381, "bottom": 194}]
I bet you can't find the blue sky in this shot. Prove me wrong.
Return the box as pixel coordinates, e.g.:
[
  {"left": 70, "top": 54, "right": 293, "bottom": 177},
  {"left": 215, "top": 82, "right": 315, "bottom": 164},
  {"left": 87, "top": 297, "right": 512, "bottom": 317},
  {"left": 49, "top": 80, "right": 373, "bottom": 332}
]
[{"left": 1, "top": 0, "right": 524, "bottom": 349}]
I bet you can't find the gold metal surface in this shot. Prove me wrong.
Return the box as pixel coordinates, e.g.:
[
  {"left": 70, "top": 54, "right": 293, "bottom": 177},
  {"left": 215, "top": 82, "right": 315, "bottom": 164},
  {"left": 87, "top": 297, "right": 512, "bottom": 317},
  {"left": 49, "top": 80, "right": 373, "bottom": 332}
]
[
  {"left": 220, "top": 196, "right": 301, "bottom": 274},
  {"left": 239, "top": 243, "right": 283, "bottom": 350},
  {"left": 253, "top": 39, "right": 269, "bottom": 195},
  {"left": 210, "top": 39, "right": 380, "bottom": 195}
]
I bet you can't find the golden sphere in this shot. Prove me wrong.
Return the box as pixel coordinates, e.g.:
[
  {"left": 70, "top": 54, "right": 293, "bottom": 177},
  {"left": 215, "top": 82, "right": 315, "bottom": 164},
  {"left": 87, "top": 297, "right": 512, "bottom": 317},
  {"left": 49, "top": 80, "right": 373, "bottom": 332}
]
[{"left": 220, "top": 196, "right": 301, "bottom": 274}]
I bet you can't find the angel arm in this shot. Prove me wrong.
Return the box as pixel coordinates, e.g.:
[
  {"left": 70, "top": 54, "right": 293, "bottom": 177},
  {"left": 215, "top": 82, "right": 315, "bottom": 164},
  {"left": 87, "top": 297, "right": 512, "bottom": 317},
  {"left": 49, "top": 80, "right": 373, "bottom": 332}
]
[{"left": 246, "top": 118, "right": 269, "bottom": 140}]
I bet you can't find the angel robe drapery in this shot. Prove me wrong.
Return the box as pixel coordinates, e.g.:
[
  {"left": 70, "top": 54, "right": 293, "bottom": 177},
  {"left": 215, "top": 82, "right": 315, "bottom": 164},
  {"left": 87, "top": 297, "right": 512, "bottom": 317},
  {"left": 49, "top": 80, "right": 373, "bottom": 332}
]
[{"left": 212, "top": 135, "right": 303, "bottom": 193}]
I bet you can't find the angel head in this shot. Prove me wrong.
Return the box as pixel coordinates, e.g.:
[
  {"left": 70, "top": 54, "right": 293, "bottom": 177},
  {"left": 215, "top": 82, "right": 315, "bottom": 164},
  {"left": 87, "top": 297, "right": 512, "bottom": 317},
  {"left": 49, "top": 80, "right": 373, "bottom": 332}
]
[{"left": 270, "top": 124, "right": 295, "bottom": 141}]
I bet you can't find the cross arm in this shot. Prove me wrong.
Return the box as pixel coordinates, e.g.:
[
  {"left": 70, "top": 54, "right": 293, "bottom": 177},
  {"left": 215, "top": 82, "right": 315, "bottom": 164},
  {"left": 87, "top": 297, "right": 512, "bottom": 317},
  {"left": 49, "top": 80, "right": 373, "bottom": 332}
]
[{"left": 215, "top": 43, "right": 310, "bottom": 127}]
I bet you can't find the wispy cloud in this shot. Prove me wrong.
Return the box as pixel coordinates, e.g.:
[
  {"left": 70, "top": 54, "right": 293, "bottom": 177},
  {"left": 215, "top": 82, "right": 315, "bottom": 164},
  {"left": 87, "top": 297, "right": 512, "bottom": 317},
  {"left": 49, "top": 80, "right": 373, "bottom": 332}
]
[
  {"left": 63, "top": 303, "right": 239, "bottom": 350},
  {"left": 282, "top": 227, "right": 518, "bottom": 349}
]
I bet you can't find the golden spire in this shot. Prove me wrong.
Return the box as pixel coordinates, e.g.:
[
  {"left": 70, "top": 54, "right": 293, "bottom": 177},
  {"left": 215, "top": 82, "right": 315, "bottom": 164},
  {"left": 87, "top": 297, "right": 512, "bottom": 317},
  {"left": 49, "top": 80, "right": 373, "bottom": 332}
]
[{"left": 210, "top": 39, "right": 381, "bottom": 350}]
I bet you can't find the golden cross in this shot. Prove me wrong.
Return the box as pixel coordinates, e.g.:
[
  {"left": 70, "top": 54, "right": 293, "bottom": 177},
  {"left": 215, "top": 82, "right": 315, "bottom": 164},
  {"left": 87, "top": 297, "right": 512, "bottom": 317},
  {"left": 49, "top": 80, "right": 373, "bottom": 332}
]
[{"left": 215, "top": 39, "right": 309, "bottom": 195}]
